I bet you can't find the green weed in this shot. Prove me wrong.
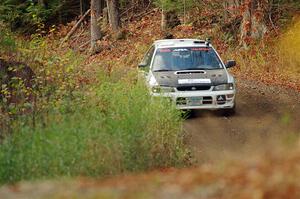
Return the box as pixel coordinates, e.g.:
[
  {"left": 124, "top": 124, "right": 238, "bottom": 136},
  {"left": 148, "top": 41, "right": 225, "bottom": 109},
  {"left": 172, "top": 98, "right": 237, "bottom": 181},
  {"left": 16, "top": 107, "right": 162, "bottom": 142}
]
[
  {"left": 0, "top": 65, "right": 189, "bottom": 184},
  {"left": 0, "top": 27, "right": 189, "bottom": 184}
]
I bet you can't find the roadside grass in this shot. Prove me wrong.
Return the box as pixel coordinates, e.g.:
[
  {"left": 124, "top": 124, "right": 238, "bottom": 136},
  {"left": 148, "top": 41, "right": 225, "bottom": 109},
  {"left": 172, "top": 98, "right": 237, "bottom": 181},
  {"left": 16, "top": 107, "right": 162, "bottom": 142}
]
[
  {"left": 0, "top": 28, "right": 189, "bottom": 184},
  {"left": 0, "top": 70, "right": 189, "bottom": 184}
]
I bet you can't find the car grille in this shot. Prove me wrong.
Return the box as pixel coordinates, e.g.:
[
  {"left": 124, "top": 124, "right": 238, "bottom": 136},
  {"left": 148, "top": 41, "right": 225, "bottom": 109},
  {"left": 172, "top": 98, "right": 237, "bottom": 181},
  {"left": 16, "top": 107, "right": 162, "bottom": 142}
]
[
  {"left": 202, "top": 96, "right": 213, "bottom": 104},
  {"left": 176, "top": 86, "right": 211, "bottom": 91}
]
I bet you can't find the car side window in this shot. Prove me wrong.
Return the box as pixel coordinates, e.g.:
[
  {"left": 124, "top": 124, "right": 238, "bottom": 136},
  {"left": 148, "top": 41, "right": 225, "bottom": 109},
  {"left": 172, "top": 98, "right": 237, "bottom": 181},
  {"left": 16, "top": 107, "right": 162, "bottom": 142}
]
[{"left": 142, "top": 46, "right": 155, "bottom": 67}]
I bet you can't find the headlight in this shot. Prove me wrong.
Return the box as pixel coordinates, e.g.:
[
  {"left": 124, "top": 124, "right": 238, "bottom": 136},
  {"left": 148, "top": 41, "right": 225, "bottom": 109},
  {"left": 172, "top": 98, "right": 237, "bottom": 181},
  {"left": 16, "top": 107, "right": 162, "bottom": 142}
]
[
  {"left": 213, "top": 83, "right": 234, "bottom": 91},
  {"left": 152, "top": 86, "right": 175, "bottom": 93}
]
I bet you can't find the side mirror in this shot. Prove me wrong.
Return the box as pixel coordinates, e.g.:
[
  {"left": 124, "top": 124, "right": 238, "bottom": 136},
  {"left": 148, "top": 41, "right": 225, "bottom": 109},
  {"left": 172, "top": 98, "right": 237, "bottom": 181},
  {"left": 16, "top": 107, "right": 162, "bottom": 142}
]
[
  {"left": 225, "top": 60, "right": 236, "bottom": 68},
  {"left": 138, "top": 62, "right": 147, "bottom": 68}
]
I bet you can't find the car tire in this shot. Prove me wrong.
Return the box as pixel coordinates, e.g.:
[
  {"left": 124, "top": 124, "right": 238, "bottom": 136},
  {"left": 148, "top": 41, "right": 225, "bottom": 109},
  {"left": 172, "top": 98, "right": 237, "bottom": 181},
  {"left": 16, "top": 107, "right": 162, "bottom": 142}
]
[
  {"left": 223, "top": 105, "right": 236, "bottom": 116},
  {"left": 181, "top": 109, "right": 194, "bottom": 119}
]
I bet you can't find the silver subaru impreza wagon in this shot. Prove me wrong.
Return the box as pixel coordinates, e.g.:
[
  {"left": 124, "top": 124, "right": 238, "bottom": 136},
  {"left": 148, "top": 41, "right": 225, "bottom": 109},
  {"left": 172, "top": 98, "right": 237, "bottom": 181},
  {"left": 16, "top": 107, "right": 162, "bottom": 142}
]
[{"left": 138, "top": 39, "right": 236, "bottom": 113}]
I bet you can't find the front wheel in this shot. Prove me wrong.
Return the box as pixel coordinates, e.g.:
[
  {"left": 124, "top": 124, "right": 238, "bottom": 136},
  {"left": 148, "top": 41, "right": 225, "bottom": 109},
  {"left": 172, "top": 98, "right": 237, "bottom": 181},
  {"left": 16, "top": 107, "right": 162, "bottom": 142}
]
[
  {"left": 181, "top": 109, "right": 195, "bottom": 119},
  {"left": 222, "top": 105, "right": 236, "bottom": 116}
]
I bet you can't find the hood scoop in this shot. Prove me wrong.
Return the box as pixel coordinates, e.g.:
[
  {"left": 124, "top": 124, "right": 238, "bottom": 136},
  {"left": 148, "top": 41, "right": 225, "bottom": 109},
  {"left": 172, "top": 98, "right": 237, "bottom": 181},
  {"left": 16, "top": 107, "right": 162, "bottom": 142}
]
[{"left": 175, "top": 70, "right": 206, "bottom": 75}]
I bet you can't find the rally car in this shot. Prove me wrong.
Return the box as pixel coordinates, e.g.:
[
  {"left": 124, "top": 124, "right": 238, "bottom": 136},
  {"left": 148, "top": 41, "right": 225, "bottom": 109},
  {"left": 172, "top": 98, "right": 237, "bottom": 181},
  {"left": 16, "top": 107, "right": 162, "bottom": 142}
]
[{"left": 138, "top": 39, "right": 236, "bottom": 113}]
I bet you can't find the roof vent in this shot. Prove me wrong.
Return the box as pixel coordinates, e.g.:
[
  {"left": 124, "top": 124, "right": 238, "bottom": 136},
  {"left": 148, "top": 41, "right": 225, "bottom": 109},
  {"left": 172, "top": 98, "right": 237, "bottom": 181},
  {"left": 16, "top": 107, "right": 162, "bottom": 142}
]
[{"left": 193, "top": 40, "right": 205, "bottom": 44}]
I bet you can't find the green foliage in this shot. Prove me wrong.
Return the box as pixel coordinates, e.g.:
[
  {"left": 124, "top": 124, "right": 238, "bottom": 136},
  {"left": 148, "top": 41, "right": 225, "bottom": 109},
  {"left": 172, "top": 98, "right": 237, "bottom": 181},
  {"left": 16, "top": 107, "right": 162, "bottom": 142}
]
[
  {"left": 0, "top": 28, "right": 189, "bottom": 184},
  {"left": 0, "top": 0, "right": 86, "bottom": 32},
  {"left": 0, "top": 27, "right": 16, "bottom": 53},
  {"left": 0, "top": 72, "right": 188, "bottom": 184},
  {"left": 0, "top": 0, "right": 47, "bottom": 32}
]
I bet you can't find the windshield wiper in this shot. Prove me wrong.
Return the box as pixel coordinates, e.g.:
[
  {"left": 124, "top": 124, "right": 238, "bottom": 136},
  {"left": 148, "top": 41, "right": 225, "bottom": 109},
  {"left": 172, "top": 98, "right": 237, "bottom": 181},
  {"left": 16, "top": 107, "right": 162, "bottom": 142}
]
[
  {"left": 153, "top": 69, "right": 173, "bottom": 72},
  {"left": 183, "top": 67, "right": 221, "bottom": 70},
  {"left": 183, "top": 68, "right": 207, "bottom": 70}
]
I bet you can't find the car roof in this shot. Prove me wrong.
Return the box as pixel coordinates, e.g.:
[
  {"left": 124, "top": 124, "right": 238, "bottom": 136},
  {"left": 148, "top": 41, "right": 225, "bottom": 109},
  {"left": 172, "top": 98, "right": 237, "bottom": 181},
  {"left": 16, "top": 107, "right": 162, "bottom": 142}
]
[{"left": 154, "top": 39, "right": 211, "bottom": 48}]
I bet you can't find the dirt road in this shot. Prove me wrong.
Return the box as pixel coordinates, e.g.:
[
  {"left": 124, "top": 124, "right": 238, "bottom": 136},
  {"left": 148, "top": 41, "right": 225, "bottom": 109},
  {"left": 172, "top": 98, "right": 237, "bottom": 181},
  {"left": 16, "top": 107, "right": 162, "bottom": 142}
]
[{"left": 185, "top": 78, "right": 300, "bottom": 163}]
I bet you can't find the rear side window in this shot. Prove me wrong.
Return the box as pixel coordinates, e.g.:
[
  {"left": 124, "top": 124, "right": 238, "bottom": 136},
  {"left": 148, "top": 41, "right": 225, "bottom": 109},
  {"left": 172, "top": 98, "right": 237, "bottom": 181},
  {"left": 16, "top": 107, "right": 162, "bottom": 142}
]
[{"left": 141, "top": 46, "right": 155, "bottom": 67}]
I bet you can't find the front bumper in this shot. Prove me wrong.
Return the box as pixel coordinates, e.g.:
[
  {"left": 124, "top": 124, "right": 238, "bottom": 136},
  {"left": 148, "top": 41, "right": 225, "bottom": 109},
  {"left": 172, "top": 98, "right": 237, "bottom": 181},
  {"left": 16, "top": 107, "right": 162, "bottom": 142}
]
[{"left": 152, "top": 90, "right": 236, "bottom": 110}]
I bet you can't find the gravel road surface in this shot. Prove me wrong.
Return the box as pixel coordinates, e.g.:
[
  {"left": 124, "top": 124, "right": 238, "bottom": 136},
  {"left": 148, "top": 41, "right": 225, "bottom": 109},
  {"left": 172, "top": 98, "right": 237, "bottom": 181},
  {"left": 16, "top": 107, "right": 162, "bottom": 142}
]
[{"left": 185, "top": 78, "right": 300, "bottom": 162}]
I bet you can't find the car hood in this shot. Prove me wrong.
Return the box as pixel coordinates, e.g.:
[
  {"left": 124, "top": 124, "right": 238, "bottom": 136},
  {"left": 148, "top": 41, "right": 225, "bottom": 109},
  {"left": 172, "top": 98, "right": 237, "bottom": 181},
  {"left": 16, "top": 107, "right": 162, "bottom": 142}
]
[{"left": 152, "top": 69, "right": 228, "bottom": 87}]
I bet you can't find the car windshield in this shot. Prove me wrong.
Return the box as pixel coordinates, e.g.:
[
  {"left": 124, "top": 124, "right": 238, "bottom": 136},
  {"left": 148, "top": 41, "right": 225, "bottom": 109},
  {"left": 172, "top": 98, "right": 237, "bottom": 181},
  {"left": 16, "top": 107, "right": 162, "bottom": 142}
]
[{"left": 152, "top": 47, "right": 223, "bottom": 71}]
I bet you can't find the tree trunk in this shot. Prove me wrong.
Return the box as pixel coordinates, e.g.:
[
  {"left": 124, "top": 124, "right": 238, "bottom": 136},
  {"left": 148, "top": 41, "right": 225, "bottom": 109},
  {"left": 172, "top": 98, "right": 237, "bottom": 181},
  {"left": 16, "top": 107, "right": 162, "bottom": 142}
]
[
  {"left": 80, "top": 0, "right": 83, "bottom": 16},
  {"left": 251, "top": 2, "right": 267, "bottom": 40},
  {"left": 161, "top": 8, "right": 167, "bottom": 31},
  {"left": 161, "top": 8, "right": 180, "bottom": 31},
  {"left": 90, "top": 0, "right": 102, "bottom": 54},
  {"left": 240, "top": 0, "right": 267, "bottom": 48},
  {"left": 107, "top": 0, "right": 121, "bottom": 35},
  {"left": 102, "top": 7, "right": 109, "bottom": 26}
]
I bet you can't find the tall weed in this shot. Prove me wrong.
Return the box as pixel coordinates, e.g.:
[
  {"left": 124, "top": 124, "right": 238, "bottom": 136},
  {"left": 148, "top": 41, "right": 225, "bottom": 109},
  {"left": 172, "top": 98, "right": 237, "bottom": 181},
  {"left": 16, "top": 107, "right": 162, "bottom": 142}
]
[
  {"left": 0, "top": 26, "right": 189, "bottom": 184},
  {"left": 0, "top": 67, "right": 188, "bottom": 184}
]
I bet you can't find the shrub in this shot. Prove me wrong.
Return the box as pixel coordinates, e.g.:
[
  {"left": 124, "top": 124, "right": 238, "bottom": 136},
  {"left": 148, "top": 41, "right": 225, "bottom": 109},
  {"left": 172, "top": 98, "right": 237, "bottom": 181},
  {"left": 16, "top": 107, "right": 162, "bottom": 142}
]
[
  {"left": 0, "top": 68, "right": 189, "bottom": 184},
  {"left": 0, "top": 24, "right": 189, "bottom": 185}
]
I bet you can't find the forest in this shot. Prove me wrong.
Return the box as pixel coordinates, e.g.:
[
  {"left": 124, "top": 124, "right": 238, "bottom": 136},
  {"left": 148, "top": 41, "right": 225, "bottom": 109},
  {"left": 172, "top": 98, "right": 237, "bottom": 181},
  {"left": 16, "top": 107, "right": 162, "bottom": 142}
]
[{"left": 0, "top": 0, "right": 300, "bottom": 198}]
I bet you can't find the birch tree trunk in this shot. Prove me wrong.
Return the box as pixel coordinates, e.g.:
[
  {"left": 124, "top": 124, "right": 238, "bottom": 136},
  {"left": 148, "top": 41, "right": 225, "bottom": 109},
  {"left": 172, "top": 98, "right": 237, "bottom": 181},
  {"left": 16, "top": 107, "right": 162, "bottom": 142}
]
[
  {"left": 90, "top": 0, "right": 102, "bottom": 54},
  {"left": 240, "top": 0, "right": 267, "bottom": 48},
  {"left": 161, "top": 8, "right": 167, "bottom": 31}
]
